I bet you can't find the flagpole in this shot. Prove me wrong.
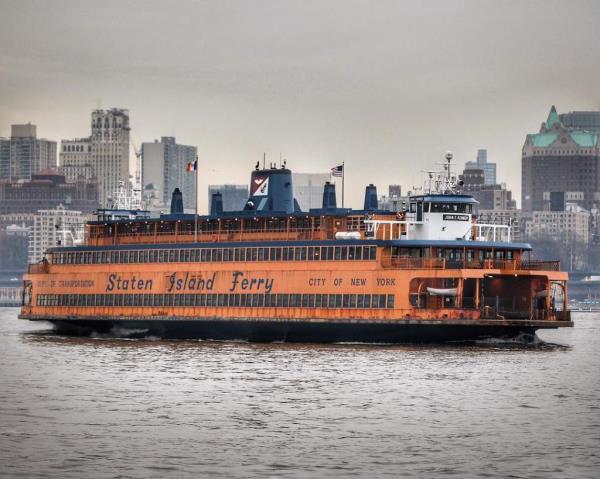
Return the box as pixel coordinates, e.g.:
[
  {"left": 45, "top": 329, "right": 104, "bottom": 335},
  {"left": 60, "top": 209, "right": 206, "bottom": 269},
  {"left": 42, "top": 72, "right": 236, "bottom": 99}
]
[
  {"left": 194, "top": 155, "right": 198, "bottom": 243},
  {"left": 342, "top": 161, "right": 345, "bottom": 208}
]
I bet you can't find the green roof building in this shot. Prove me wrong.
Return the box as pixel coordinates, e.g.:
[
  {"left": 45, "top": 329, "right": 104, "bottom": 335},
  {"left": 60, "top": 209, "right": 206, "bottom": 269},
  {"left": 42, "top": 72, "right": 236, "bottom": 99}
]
[{"left": 522, "top": 106, "right": 600, "bottom": 214}]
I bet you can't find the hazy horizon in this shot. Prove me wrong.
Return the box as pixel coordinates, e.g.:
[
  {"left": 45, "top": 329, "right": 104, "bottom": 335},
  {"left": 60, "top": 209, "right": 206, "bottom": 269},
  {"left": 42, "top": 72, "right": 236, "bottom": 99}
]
[{"left": 1, "top": 0, "right": 599, "bottom": 212}]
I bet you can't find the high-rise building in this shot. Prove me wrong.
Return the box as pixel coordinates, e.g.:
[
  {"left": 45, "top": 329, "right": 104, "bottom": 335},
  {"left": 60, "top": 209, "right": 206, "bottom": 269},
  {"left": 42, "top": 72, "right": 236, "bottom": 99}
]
[
  {"left": 141, "top": 137, "right": 197, "bottom": 210},
  {"left": 90, "top": 109, "right": 130, "bottom": 207},
  {"left": 522, "top": 106, "right": 600, "bottom": 214},
  {"left": 525, "top": 206, "right": 590, "bottom": 244},
  {"left": 208, "top": 185, "right": 249, "bottom": 212},
  {"left": 465, "top": 149, "right": 496, "bottom": 185},
  {"left": 460, "top": 167, "right": 515, "bottom": 210},
  {"left": 559, "top": 110, "right": 600, "bottom": 131},
  {"left": 292, "top": 173, "right": 330, "bottom": 211},
  {"left": 477, "top": 209, "right": 523, "bottom": 242},
  {"left": 0, "top": 138, "right": 10, "bottom": 180},
  {"left": 0, "top": 170, "right": 99, "bottom": 215},
  {"left": 388, "top": 185, "right": 401, "bottom": 198},
  {"left": 0, "top": 124, "right": 56, "bottom": 181},
  {"left": 59, "top": 138, "right": 94, "bottom": 182},
  {"left": 28, "top": 205, "right": 88, "bottom": 263}
]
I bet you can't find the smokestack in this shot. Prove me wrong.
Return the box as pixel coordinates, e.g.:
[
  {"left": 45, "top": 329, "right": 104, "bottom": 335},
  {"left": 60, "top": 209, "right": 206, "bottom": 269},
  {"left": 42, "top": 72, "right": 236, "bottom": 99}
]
[
  {"left": 210, "top": 192, "right": 223, "bottom": 216},
  {"left": 170, "top": 188, "right": 184, "bottom": 214},
  {"left": 322, "top": 182, "right": 337, "bottom": 209},
  {"left": 363, "top": 184, "right": 378, "bottom": 211}
]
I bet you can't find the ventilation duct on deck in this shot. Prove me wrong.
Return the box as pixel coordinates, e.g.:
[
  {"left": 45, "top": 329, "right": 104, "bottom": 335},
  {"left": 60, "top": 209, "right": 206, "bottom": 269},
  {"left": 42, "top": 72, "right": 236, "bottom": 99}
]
[
  {"left": 322, "top": 182, "right": 337, "bottom": 209},
  {"left": 364, "top": 184, "right": 378, "bottom": 210},
  {"left": 210, "top": 192, "right": 223, "bottom": 216},
  {"left": 170, "top": 188, "right": 184, "bottom": 214}
]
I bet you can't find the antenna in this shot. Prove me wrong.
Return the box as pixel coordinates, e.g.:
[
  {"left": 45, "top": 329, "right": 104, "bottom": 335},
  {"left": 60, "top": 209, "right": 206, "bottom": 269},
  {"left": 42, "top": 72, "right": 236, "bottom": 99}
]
[{"left": 263, "top": 152, "right": 266, "bottom": 170}]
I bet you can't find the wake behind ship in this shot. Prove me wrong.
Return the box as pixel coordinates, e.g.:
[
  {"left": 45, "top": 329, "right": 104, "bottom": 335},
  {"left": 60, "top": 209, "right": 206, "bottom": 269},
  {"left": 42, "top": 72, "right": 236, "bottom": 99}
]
[{"left": 19, "top": 157, "right": 572, "bottom": 342}]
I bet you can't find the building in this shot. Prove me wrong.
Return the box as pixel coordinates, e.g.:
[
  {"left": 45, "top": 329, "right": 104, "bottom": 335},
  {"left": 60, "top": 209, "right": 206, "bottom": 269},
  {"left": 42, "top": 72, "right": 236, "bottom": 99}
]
[
  {"left": 292, "top": 173, "right": 330, "bottom": 211},
  {"left": 470, "top": 186, "right": 516, "bottom": 210},
  {"left": 0, "top": 224, "right": 30, "bottom": 274},
  {"left": 460, "top": 167, "right": 516, "bottom": 210},
  {"left": 141, "top": 137, "right": 197, "bottom": 210},
  {"left": 89, "top": 109, "right": 131, "bottom": 207},
  {"left": 379, "top": 185, "right": 410, "bottom": 212},
  {"left": 477, "top": 209, "right": 523, "bottom": 242},
  {"left": 208, "top": 184, "right": 249, "bottom": 212},
  {"left": 28, "top": 205, "right": 88, "bottom": 263},
  {"left": 59, "top": 109, "right": 130, "bottom": 207},
  {"left": 465, "top": 149, "right": 496, "bottom": 185},
  {"left": 0, "top": 170, "right": 99, "bottom": 215},
  {"left": 559, "top": 110, "right": 600, "bottom": 131},
  {"left": 522, "top": 106, "right": 600, "bottom": 214},
  {"left": 525, "top": 205, "right": 590, "bottom": 244},
  {"left": 0, "top": 123, "right": 57, "bottom": 182},
  {"left": 59, "top": 137, "right": 94, "bottom": 182}
]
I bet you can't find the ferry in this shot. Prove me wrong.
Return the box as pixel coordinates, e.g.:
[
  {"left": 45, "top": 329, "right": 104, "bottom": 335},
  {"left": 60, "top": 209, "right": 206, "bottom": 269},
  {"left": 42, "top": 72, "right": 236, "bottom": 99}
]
[{"left": 19, "top": 157, "right": 572, "bottom": 342}]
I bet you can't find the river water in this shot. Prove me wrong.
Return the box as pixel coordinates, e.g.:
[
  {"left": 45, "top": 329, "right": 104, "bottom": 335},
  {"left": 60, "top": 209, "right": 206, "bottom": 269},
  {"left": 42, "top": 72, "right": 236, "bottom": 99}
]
[{"left": 0, "top": 309, "right": 598, "bottom": 478}]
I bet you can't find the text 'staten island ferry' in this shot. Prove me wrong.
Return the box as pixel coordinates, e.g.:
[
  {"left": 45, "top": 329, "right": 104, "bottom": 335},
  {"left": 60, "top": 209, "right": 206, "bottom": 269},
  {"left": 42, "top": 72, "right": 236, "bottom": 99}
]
[{"left": 20, "top": 156, "right": 572, "bottom": 342}]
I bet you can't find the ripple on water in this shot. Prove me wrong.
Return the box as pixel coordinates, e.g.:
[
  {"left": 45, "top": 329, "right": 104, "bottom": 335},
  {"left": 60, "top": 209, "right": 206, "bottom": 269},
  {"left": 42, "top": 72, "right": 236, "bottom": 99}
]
[{"left": 0, "top": 310, "right": 599, "bottom": 478}]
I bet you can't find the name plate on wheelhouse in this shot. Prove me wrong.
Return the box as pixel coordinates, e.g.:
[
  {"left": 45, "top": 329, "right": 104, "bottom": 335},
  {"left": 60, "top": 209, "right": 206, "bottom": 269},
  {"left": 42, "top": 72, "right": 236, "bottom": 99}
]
[{"left": 443, "top": 214, "right": 470, "bottom": 221}]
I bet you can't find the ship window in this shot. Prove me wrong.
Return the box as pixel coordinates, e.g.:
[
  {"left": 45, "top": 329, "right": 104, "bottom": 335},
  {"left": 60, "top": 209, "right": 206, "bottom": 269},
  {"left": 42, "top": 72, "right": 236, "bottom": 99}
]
[
  {"left": 275, "top": 294, "right": 286, "bottom": 307},
  {"left": 349, "top": 294, "right": 357, "bottom": 308},
  {"left": 206, "top": 294, "right": 214, "bottom": 306},
  {"left": 196, "top": 294, "right": 205, "bottom": 306},
  {"left": 263, "top": 294, "right": 273, "bottom": 307},
  {"left": 302, "top": 294, "right": 310, "bottom": 307},
  {"left": 343, "top": 295, "right": 350, "bottom": 308},
  {"left": 424, "top": 203, "right": 430, "bottom": 212},
  {"left": 248, "top": 248, "right": 256, "bottom": 261},
  {"left": 335, "top": 294, "right": 342, "bottom": 307},
  {"left": 222, "top": 248, "right": 231, "bottom": 261},
  {"left": 251, "top": 294, "right": 259, "bottom": 307},
  {"left": 387, "top": 295, "right": 394, "bottom": 308},
  {"left": 169, "top": 250, "right": 178, "bottom": 263},
  {"left": 334, "top": 247, "right": 342, "bottom": 260},
  {"left": 165, "top": 295, "right": 173, "bottom": 306},
  {"left": 364, "top": 295, "right": 371, "bottom": 308},
  {"left": 157, "top": 250, "right": 166, "bottom": 263}
]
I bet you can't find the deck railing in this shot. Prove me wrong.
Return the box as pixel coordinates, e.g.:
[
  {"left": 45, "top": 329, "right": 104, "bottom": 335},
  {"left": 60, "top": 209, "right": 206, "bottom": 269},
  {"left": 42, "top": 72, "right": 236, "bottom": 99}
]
[{"left": 384, "top": 257, "right": 560, "bottom": 271}]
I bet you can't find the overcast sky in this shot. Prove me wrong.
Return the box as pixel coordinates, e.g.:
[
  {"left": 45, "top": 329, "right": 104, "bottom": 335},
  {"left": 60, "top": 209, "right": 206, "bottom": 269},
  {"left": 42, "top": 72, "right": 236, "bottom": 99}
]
[{"left": 1, "top": 0, "right": 599, "bottom": 211}]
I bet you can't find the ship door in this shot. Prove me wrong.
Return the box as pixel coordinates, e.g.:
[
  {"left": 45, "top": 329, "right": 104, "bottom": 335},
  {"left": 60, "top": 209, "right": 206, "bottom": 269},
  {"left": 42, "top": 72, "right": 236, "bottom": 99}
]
[{"left": 416, "top": 202, "right": 423, "bottom": 222}]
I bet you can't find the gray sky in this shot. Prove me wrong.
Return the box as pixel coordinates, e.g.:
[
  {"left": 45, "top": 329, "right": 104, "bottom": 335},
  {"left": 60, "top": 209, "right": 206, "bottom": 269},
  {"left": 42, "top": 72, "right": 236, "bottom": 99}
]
[{"left": 1, "top": 0, "right": 599, "bottom": 212}]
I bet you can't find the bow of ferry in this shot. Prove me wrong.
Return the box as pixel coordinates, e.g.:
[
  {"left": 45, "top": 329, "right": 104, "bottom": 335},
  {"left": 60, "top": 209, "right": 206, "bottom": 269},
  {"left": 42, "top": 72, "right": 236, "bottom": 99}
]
[{"left": 19, "top": 161, "right": 572, "bottom": 342}]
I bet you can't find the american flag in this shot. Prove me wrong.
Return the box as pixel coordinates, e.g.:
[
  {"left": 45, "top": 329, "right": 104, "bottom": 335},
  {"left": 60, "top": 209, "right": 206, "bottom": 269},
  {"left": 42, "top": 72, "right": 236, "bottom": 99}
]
[{"left": 330, "top": 164, "right": 344, "bottom": 177}]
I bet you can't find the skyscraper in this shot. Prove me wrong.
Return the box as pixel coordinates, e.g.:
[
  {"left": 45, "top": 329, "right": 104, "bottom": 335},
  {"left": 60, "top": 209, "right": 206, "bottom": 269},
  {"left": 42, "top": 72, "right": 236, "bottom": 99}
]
[
  {"left": 522, "top": 106, "right": 600, "bottom": 214},
  {"left": 0, "top": 124, "right": 56, "bottom": 181},
  {"left": 208, "top": 185, "right": 249, "bottom": 212},
  {"left": 90, "top": 109, "right": 131, "bottom": 207},
  {"left": 141, "top": 137, "right": 197, "bottom": 210},
  {"left": 558, "top": 110, "right": 600, "bottom": 131},
  {"left": 465, "top": 149, "right": 496, "bottom": 185},
  {"left": 59, "top": 138, "right": 94, "bottom": 182},
  {"left": 292, "top": 172, "right": 331, "bottom": 211}
]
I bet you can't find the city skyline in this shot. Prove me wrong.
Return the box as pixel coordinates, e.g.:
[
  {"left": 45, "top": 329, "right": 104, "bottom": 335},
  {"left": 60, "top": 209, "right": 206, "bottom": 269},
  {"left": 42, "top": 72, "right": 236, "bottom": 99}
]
[{"left": 1, "top": 0, "right": 600, "bottom": 212}]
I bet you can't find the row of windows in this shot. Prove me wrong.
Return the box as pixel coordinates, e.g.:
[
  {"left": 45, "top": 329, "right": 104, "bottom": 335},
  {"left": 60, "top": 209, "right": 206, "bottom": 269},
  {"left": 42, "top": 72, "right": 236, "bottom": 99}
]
[
  {"left": 37, "top": 293, "right": 394, "bottom": 309},
  {"left": 52, "top": 245, "right": 377, "bottom": 265}
]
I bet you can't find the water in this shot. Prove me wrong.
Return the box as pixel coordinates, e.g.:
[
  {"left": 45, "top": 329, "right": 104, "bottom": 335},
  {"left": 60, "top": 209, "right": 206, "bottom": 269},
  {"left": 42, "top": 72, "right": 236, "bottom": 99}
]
[{"left": 1, "top": 309, "right": 599, "bottom": 478}]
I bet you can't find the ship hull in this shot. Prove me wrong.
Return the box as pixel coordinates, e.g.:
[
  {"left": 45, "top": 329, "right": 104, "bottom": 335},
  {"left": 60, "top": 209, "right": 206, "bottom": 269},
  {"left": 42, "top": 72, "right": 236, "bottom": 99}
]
[{"left": 23, "top": 316, "right": 573, "bottom": 343}]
